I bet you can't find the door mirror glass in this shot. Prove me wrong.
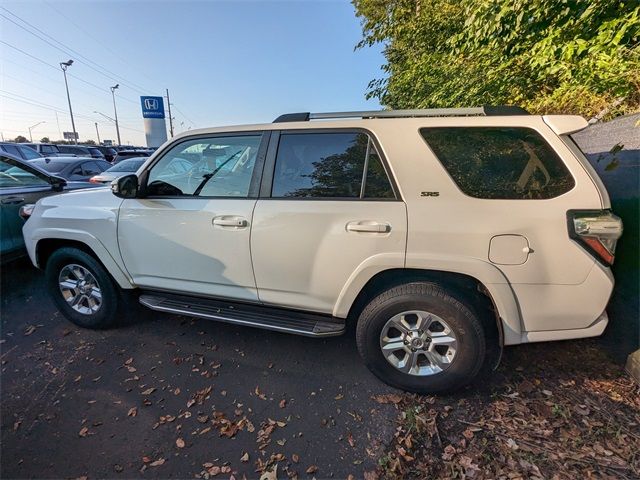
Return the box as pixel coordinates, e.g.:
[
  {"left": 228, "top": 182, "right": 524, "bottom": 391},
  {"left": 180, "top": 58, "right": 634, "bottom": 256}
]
[
  {"left": 112, "top": 174, "right": 138, "bottom": 198},
  {"left": 49, "top": 176, "right": 67, "bottom": 191}
]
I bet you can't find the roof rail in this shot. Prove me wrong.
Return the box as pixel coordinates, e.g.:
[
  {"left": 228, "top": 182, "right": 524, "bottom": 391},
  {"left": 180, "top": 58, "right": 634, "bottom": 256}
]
[{"left": 273, "top": 106, "right": 529, "bottom": 123}]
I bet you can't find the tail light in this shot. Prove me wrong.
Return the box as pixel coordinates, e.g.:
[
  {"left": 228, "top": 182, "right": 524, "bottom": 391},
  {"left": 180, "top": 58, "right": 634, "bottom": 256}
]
[{"left": 568, "top": 210, "right": 623, "bottom": 266}]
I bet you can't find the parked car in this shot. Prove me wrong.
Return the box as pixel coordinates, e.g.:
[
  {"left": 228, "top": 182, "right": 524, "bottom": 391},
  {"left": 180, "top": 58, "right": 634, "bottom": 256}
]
[
  {"left": 0, "top": 153, "right": 96, "bottom": 262},
  {"left": 113, "top": 150, "right": 150, "bottom": 163},
  {"left": 29, "top": 157, "right": 112, "bottom": 182},
  {"left": 89, "top": 157, "right": 147, "bottom": 184},
  {"left": 93, "top": 145, "right": 118, "bottom": 163},
  {"left": 0, "top": 142, "right": 42, "bottom": 160},
  {"left": 21, "top": 107, "right": 623, "bottom": 394},
  {"left": 24, "top": 143, "right": 62, "bottom": 156},
  {"left": 57, "top": 145, "right": 106, "bottom": 160}
]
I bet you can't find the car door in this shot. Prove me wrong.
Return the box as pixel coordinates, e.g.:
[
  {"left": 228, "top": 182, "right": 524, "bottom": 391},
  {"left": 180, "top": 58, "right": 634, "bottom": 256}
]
[
  {"left": 0, "top": 157, "right": 53, "bottom": 255},
  {"left": 118, "top": 132, "right": 267, "bottom": 301},
  {"left": 251, "top": 130, "right": 407, "bottom": 314}
]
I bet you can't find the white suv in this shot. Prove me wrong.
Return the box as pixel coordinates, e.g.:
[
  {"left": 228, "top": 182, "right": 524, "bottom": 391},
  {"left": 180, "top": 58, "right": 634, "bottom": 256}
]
[{"left": 22, "top": 107, "right": 623, "bottom": 393}]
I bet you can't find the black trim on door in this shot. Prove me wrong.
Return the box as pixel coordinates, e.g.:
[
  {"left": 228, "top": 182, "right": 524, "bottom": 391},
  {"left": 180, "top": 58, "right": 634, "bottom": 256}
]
[{"left": 258, "top": 127, "right": 402, "bottom": 201}]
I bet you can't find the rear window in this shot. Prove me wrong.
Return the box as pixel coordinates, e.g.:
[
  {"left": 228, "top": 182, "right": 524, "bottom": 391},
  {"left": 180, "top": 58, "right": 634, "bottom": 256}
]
[
  {"left": 41, "top": 145, "right": 60, "bottom": 154},
  {"left": 420, "top": 127, "right": 575, "bottom": 199},
  {"left": 29, "top": 159, "right": 66, "bottom": 173}
]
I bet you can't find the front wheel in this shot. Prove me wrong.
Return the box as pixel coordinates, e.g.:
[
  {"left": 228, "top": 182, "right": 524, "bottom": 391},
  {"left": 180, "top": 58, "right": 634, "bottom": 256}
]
[
  {"left": 45, "top": 247, "right": 121, "bottom": 329},
  {"left": 356, "top": 282, "right": 486, "bottom": 394}
]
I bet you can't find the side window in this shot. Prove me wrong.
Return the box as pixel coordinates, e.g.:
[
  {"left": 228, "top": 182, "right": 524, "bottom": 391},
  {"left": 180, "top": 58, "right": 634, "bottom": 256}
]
[
  {"left": 81, "top": 162, "right": 102, "bottom": 176},
  {"left": 1, "top": 145, "right": 21, "bottom": 157},
  {"left": 41, "top": 145, "right": 58, "bottom": 154},
  {"left": 146, "top": 135, "right": 262, "bottom": 197},
  {"left": 0, "top": 159, "right": 49, "bottom": 188},
  {"left": 271, "top": 132, "right": 395, "bottom": 199},
  {"left": 420, "top": 127, "right": 575, "bottom": 199},
  {"left": 18, "top": 146, "right": 41, "bottom": 160}
]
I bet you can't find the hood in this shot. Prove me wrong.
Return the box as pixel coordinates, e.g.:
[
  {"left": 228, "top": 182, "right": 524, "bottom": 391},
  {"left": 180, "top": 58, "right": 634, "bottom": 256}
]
[{"left": 38, "top": 185, "right": 120, "bottom": 209}]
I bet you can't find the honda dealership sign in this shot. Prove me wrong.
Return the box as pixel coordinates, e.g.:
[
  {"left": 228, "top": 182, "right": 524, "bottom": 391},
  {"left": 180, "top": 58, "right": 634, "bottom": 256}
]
[{"left": 140, "top": 96, "right": 168, "bottom": 147}]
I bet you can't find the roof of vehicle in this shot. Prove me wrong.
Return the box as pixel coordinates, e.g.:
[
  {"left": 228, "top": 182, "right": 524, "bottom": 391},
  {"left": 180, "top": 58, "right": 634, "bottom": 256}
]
[{"left": 171, "top": 107, "right": 588, "bottom": 140}]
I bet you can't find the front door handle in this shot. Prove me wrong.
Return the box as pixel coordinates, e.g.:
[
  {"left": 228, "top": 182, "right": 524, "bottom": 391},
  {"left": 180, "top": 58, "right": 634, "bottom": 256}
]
[
  {"left": 1, "top": 196, "right": 25, "bottom": 205},
  {"left": 213, "top": 216, "right": 248, "bottom": 228},
  {"left": 346, "top": 221, "right": 391, "bottom": 233}
]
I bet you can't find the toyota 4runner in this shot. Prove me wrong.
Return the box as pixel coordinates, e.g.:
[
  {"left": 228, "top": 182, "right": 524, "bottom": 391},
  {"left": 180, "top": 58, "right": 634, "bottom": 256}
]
[{"left": 22, "top": 107, "right": 623, "bottom": 393}]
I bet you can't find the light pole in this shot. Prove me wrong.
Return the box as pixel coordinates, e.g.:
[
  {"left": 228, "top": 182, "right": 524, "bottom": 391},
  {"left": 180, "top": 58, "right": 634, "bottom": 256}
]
[
  {"left": 110, "top": 84, "right": 122, "bottom": 146},
  {"left": 95, "top": 122, "right": 101, "bottom": 144},
  {"left": 28, "top": 121, "right": 46, "bottom": 142},
  {"left": 60, "top": 59, "right": 78, "bottom": 144}
]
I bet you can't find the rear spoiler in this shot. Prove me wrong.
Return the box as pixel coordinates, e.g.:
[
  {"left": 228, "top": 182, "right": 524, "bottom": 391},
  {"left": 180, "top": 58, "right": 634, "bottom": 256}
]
[{"left": 542, "top": 115, "right": 588, "bottom": 135}]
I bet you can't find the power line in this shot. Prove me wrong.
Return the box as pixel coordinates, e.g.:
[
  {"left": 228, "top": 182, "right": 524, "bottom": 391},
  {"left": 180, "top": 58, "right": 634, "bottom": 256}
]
[{"left": 0, "top": 7, "right": 155, "bottom": 95}]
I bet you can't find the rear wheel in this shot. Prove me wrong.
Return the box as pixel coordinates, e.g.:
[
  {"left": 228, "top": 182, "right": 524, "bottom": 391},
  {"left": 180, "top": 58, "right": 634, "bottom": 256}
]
[
  {"left": 356, "top": 282, "right": 486, "bottom": 394},
  {"left": 45, "top": 247, "right": 120, "bottom": 329}
]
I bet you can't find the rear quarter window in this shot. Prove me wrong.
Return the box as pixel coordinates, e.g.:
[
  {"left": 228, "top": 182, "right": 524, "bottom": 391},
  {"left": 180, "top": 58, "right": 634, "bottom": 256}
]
[{"left": 420, "top": 127, "right": 575, "bottom": 199}]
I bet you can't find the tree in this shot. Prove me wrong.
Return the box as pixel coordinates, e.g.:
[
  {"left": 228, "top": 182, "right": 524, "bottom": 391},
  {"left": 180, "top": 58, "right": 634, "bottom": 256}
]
[
  {"left": 13, "top": 135, "right": 28, "bottom": 143},
  {"left": 84, "top": 139, "right": 96, "bottom": 145},
  {"left": 40, "top": 136, "right": 50, "bottom": 143},
  {"left": 353, "top": 0, "right": 640, "bottom": 117}
]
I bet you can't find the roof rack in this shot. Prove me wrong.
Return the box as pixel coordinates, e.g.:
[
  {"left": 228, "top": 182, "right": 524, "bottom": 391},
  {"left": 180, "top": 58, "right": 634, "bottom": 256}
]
[{"left": 273, "top": 106, "right": 529, "bottom": 123}]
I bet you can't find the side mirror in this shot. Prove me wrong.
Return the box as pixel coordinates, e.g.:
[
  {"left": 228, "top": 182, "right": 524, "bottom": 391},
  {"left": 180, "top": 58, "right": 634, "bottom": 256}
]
[
  {"left": 50, "top": 175, "right": 67, "bottom": 192},
  {"left": 111, "top": 174, "right": 139, "bottom": 198}
]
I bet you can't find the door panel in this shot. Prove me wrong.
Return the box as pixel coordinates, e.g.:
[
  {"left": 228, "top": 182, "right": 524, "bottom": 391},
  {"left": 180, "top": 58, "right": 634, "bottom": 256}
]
[
  {"left": 251, "top": 200, "right": 407, "bottom": 314},
  {"left": 118, "top": 198, "right": 258, "bottom": 300}
]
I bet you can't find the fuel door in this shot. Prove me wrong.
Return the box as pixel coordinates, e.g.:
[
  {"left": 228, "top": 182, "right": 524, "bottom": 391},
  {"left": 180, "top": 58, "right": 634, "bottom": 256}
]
[{"left": 489, "top": 234, "right": 531, "bottom": 265}]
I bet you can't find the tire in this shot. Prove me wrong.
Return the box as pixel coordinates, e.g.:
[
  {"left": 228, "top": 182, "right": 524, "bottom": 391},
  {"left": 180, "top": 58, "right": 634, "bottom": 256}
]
[
  {"left": 356, "top": 282, "right": 486, "bottom": 394},
  {"left": 45, "top": 247, "right": 120, "bottom": 329}
]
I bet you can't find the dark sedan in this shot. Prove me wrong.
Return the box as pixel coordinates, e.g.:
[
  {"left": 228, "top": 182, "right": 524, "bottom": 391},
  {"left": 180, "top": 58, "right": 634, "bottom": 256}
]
[
  {"left": 29, "top": 157, "right": 112, "bottom": 182},
  {"left": 57, "top": 145, "right": 106, "bottom": 160},
  {"left": 0, "top": 153, "right": 97, "bottom": 262},
  {"left": 0, "top": 142, "right": 43, "bottom": 160},
  {"left": 113, "top": 149, "right": 150, "bottom": 164}
]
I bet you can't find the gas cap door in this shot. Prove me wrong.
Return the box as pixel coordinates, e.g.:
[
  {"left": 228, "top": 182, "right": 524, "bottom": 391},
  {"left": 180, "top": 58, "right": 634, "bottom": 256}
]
[{"left": 489, "top": 234, "right": 531, "bottom": 265}]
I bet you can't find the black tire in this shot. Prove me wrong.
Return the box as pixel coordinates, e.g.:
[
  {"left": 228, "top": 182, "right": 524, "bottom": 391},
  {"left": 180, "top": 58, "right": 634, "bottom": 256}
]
[
  {"left": 356, "top": 282, "right": 486, "bottom": 394},
  {"left": 45, "top": 247, "right": 120, "bottom": 329}
]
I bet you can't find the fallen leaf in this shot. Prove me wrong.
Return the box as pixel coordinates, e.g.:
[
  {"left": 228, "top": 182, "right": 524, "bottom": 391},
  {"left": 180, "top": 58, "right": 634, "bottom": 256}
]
[
  {"left": 128, "top": 407, "right": 137, "bottom": 417},
  {"left": 176, "top": 438, "right": 185, "bottom": 448},
  {"left": 260, "top": 465, "right": 278, "bottom": 480},
  {"left": 291, "top": 454, "right": 299, "bottom": 463},
  {"left": 141, "top": 388, "right": 155, "bottom": 395},
  {"left": 124, "top": 357, "right": 133, "bottom": 365},
  {"left": 24, "top": 325, "right": 37, "bottom": 336},
  {"left": 149, "top": 458, "right": 165, "bottom": 467},
  {"left": 279, "top": 399, "right": 286, "bottom": 408},
  {"left": 240, "top": 452, "right": 249, "bottom": 462},
  {"left": 78, "top": 427, "right": 89, "bottom": 437},
  {"left": 372, "top": 394, "right": 402, "bottom": 404},
  {"left": 306, "top": 465, "right": 318, "bottom": 474}
]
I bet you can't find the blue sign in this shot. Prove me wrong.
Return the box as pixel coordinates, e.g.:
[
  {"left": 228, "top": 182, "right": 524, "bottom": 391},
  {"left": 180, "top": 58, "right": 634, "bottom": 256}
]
[{"left": 140, "top": 96, "right": 165, "bottom": 119}]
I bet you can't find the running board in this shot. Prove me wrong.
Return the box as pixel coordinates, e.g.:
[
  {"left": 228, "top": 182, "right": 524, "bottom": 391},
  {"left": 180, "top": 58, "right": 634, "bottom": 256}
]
[{"left": 139, "top": 293, "right": 345, "bottom": 337}]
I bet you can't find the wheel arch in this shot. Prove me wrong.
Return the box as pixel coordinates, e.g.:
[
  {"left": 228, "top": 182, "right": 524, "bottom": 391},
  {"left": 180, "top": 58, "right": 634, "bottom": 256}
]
[
  {"left": 35, "top": 234, "right": 134, "bottom": 290},
  {"left": 338, "top": 266, "right": 522, "bottom": 346}
]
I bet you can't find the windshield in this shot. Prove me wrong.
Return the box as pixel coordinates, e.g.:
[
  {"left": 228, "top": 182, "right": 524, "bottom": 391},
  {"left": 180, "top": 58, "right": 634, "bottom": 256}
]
[{"left": 106, "top": 158, "right": 146, "bottom": 172}]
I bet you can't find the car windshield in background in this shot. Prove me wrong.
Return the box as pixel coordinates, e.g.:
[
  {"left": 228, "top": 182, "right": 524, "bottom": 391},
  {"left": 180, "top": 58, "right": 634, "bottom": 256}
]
[
  {"left": 29, "top": 159, "right": 67, "bottom": 173},
  {"left": 106, "top": 158, "right": 146, "bottom": 172}
]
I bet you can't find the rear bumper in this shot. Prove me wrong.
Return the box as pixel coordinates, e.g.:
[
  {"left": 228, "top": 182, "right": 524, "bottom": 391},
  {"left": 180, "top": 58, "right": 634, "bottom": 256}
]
[{"left": 520, "top": 310, "right": 608, "bottom": 343}]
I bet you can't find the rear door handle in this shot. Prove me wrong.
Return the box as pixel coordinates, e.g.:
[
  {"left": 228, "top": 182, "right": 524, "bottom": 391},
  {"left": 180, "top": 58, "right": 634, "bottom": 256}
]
[
  {"left": 213, "top": 216, "right": 248, "bottom": 228},
  {"left": 1, "top": 196, "right": 25, "bottom": 205},
  {"left": 346, "top": 221, "right": 390, "bottom": 233}
]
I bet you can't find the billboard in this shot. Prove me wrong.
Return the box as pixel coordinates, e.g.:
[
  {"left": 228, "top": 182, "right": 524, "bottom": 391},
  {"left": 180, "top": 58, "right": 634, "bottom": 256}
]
[
  {"left": 140, "top": 96, "right": 168, "bottom": 147},
  {"left": 63, "top": 131, "right": 78, "bottom": 140}
]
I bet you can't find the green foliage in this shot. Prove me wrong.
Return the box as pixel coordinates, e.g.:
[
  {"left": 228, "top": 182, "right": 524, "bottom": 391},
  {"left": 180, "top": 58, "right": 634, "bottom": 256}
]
[
  {"left": 353, "top": 0, "right": 640, "bottom": 117},
  {"left": 13, "top": 135, "right": 28, "bottom": 143},
  {"left": 40, "top": 137, "right": 50, "bottom": 143}
]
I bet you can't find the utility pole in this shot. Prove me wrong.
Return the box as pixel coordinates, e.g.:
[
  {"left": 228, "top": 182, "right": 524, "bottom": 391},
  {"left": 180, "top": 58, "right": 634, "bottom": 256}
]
[
  {"left": 110, "top": 84, "right": 122, "bottom": 146},
  {"left": 166, "top": 88, "right": 174, "bottom": 137},
  {"left": 95, "top": 122, "right": 101, "bottom": 144},
  {"left": 60, "top": 59, "right": 78, "bottom": 144}
]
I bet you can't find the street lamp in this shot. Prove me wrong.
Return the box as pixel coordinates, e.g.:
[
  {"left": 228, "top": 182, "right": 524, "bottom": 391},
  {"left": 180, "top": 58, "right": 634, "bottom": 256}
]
[
  {"left": 59, "top": 59, "right": 78, "bottom": 145},
  {"left": 28, "top": 121, "right": 46, "bottom": 142},
  {"left": 110, "top": 84, "right": 122, "bottom": 146},
  {"left": 94, "top": 122, "right": 101, "bottom": 144}
]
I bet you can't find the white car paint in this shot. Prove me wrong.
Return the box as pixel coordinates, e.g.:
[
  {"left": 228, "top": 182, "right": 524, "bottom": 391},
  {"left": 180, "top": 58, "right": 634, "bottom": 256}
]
[{"left": 23, "top": 113, "right": 618, "bottom": 347}]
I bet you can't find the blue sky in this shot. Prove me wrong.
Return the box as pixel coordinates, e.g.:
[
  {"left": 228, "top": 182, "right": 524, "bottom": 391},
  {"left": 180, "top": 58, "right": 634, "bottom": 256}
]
[{"left": 0, "top": 0, "right": 384, "bottom": 145}]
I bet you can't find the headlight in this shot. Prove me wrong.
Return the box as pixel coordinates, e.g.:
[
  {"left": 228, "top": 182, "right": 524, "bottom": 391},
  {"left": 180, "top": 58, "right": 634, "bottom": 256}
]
[{"left": 19, "top": 204, "right": 35, "bottom": 220}]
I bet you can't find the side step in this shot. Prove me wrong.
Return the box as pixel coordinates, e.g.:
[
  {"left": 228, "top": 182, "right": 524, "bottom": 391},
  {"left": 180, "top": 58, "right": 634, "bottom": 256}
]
[{"left": 139, "top": 292, "right": 345, "bottom": 337}]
